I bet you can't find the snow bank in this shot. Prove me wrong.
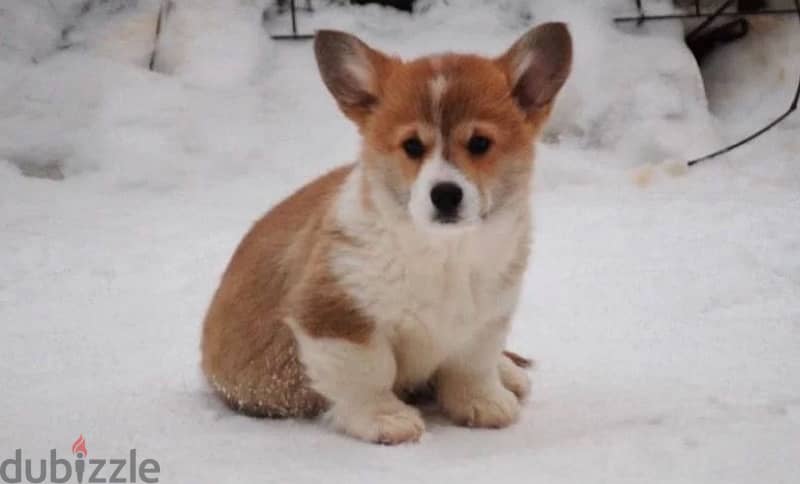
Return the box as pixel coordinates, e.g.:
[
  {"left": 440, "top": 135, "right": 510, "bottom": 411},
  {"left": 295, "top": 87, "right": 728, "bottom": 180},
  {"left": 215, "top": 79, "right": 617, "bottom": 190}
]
[
  {"left": 1, "top": 0, "right": 720, "bottom": 186},
  {"left": 153, "top": 0, "right": 271, "bottom": 88}
]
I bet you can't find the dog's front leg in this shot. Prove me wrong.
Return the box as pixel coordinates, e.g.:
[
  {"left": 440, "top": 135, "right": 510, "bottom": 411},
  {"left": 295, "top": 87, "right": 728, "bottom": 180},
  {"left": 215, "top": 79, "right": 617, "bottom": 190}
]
[
  {"left": 436, "top": 318, "right": 521, "bottom": 428},
  {"left": 293, "top": 326, "right": 425, "bottom": 444}
]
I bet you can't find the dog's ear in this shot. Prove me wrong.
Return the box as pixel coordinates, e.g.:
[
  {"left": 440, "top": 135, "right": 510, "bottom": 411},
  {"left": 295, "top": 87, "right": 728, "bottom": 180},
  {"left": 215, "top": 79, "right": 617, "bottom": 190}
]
[
  {"left": 498, "top": 22, "right": 572, "bottom": 119},
  {"left": 314, "top": 30, "right": 394, "bottom": 124}
]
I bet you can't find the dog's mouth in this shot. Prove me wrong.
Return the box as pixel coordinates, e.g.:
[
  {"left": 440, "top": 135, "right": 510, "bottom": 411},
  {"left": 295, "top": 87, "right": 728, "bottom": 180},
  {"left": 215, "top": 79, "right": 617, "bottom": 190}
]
[
  {"left": 433, "top": 213, "right": 460, "bottom": 225},
  {"left": 426, "top": 202, "right": 491, "bottom": 229},
  {"left": 422, "top": 213, "right": 484, "bottom": 235}
]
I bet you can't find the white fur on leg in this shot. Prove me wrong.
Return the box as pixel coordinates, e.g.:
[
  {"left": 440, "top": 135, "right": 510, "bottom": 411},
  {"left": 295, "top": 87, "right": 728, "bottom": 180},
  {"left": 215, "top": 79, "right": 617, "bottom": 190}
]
[
  {"left": 436, "top": 320, "right": 520, "bottom": 428},
  {"left": 438, "top": 372, "right": 520, "bottom": 428},
  {"left": 288, "top": 319, "right": 424, "bottom": 444},
  {"left": 499, "top": 355, "right": 531, "bottom": 400},
  {"left": 328, "top": 391, "right": 424, "bottom": 444}
]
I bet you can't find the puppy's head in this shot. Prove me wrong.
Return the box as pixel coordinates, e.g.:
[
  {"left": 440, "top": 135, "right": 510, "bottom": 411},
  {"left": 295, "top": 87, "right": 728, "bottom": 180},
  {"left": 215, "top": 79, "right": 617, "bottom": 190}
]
[{"left": 314, "top": 24, "right": 571, "bottom": 231}]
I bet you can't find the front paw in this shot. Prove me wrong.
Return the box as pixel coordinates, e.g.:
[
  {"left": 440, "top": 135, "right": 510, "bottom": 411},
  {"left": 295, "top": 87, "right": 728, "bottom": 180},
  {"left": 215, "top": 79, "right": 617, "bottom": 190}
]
[
  {"left": 439, "top": 382, "right": 520, "bottom": 428},
  {"left": 329, "top": 397, "right": 425, "bottom": 445}
]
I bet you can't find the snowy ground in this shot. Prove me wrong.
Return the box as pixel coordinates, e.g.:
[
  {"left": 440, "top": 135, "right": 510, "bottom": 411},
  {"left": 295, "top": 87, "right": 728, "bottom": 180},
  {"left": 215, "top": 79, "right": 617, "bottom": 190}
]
[{"left": 1, "top": 0, "right": 799, "bottom": 482}]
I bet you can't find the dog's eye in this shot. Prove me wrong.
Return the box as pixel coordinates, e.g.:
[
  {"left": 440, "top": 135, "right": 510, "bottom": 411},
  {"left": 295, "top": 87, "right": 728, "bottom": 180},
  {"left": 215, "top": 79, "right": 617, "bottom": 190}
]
[
  {"left": 467, "top": 135, "right": 492, "bottom": 156},
  {"left": 402, "top": 137, "right": 426, "bottom": 160}
]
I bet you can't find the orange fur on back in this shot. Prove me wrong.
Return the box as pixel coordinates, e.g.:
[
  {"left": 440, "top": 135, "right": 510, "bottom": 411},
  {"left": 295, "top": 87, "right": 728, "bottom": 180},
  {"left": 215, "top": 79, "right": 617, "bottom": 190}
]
[{"left": 201, "top": 165, "right": 354, "bottom": 417}]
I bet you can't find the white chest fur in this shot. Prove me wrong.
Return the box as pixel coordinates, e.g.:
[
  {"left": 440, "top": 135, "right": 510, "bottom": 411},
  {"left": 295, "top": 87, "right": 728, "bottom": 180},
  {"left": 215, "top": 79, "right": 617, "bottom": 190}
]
[{"left": 331, "top": 167, "right": 530, "bottom": 388}]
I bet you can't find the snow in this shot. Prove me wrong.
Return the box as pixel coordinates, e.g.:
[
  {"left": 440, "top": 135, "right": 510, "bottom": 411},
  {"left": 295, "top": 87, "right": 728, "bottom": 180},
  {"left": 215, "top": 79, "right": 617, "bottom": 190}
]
[{"left": 1, "top": 0, "right": 799, "bottom": 482}]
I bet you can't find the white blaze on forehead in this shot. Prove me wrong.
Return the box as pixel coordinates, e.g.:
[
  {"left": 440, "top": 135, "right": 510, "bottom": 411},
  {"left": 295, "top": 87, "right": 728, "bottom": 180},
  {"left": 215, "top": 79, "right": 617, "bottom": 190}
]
[
  {"left": 429, "top": 75, "right": 448, "bottom": 103},
  {"left": 428, "top": 74, "right": 448, "bottom": 125}
]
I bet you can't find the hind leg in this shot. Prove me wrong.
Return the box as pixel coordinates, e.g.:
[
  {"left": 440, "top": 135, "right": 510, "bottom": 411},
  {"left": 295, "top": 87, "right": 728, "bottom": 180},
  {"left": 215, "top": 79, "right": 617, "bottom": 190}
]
[
  {"left": 202, "top": 315, "right": 328, "bottom": 419},
  {"left": 499, "top": 352, "right": 531, "bottom": 400}
]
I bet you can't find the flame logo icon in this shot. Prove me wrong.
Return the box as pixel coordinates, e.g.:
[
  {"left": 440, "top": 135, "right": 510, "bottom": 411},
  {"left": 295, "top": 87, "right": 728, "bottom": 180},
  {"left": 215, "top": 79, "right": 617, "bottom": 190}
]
[
  {"left": 72, "top": 435, "right": 87, "bottom": 483},
  {"left": 71, "top": 434, "right": 88, "bottom": 458}
]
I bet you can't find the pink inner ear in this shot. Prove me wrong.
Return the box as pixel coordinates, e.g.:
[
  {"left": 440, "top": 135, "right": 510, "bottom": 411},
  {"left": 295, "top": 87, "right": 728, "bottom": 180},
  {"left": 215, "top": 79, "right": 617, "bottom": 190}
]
[
  {"left": 315, "top": 31, "right": 377, "bottom": 110},
  {"left": 513, "top": 55, "right": 565, "bottom": 110},
  {"left": 330, "top": 51, "right": 379, "bottom": 109},
  {"left": 330, "top": 66, "right": 378, "bottom": 110}
]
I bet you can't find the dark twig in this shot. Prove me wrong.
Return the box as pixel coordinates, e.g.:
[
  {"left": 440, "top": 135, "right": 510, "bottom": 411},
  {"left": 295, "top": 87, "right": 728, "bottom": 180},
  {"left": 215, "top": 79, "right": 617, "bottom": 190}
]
[
  {"left": 149, "top": 0, "right": 172, "bottom": 71},
  {"left": 614, "top": 8, "right": 797, "bottom": 23},
  {"left": 685, "top": 0, "right": 735, "bottom": 42}
]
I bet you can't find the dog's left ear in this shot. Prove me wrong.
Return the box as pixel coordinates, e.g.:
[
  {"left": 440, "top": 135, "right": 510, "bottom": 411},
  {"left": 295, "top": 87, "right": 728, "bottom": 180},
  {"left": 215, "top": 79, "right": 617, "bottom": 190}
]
[{"left": 498, "top": 22, "right": 572, "bottom": 119}]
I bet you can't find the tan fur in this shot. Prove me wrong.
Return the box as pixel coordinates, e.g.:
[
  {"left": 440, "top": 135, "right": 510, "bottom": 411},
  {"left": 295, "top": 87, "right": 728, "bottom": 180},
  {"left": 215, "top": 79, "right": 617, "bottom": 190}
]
[
  {"left": 290, "top": 237, "right": 375, "bottom": 344},
  {"left": 200, "top": 23, "right": 572, "bottom": 440},
  {"left": 201, "top": 165, "right": 355, "bottom": 417}
]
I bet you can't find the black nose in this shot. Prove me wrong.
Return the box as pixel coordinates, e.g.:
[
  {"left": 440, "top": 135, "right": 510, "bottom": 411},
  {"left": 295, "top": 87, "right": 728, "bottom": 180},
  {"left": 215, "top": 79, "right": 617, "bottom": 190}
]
[{"left": 430, "top": 182, "right": 463, "bottom": 220}]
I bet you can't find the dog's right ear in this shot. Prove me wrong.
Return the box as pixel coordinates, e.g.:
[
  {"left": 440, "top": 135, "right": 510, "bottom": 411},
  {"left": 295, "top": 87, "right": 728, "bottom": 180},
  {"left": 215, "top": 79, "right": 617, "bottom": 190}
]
[{"left": 314, "top": 30, "right": 394, "bottom": 124}]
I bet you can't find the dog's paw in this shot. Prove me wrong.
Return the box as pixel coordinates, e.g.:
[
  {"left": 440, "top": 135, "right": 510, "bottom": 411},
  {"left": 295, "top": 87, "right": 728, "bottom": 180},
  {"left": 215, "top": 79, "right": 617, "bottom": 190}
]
[
  {"left": 500, "top": 355, "right": 531, "bottom": 400},
  {"left": 370, "top": 406, "right": 425, "bottom": 445},
  {"left": 330, "top": 398, "right": 425, "bottom": 445},
  {"left": 439, "top": 383, "right": 520, "bottom": 428}
]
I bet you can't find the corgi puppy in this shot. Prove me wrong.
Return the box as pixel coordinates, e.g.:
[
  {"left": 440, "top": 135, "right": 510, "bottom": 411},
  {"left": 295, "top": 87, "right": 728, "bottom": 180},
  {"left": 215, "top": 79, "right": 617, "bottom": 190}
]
[{"left": 201, "top": 23, "right": 572, "bottom": 444}]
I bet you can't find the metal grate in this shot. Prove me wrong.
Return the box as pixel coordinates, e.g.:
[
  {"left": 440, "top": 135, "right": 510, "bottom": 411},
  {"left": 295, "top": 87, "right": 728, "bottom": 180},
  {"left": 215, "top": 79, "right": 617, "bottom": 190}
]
[
  {"left": 270, "top": 0, "right": 314, "bottom": 40},
  {"left": 615, "top": 0, "right": 800, "bottom": 167}
]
